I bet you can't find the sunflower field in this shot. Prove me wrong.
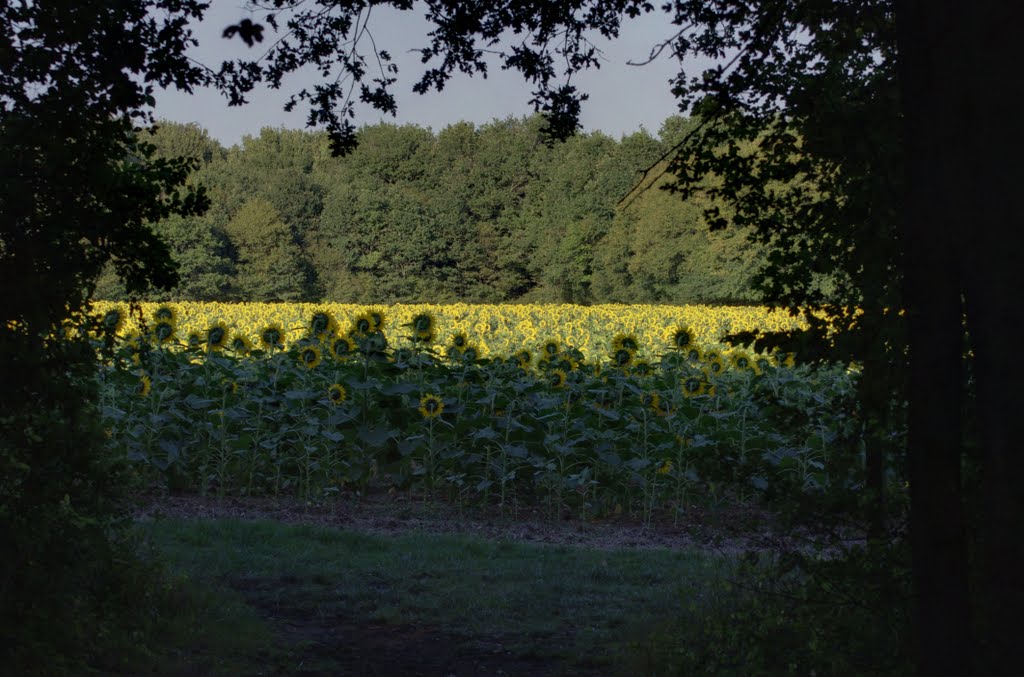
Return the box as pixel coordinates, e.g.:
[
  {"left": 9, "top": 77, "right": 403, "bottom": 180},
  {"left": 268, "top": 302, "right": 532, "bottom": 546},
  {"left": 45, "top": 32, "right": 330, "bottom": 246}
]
[{"left": 96, "top": 301, "right": 863, "bottom": 520}]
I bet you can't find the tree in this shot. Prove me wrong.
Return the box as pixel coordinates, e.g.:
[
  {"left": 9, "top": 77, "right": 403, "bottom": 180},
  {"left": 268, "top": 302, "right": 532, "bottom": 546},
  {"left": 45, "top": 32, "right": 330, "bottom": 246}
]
[
  {"left": 224, "top": 198, "right": 308, "bottom": 301},
  {"left": 1, "top": 1, "right": 210, "bottom": 671},
  {"left": 216, "top": 1, "right": 1022, "bottom": 671}
]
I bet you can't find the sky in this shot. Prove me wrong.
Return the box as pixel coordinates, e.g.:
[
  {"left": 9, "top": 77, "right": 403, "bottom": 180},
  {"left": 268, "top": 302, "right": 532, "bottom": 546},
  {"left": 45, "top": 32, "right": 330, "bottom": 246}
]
[{"left": 152, "top": 3, "right": 707, "bottom": 146}]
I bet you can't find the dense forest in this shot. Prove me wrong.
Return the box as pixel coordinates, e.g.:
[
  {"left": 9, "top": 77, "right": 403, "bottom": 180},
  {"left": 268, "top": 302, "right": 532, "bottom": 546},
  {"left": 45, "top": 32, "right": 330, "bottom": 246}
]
[{"left": 96, "top": 115, "right": 761, "bottom": 305}]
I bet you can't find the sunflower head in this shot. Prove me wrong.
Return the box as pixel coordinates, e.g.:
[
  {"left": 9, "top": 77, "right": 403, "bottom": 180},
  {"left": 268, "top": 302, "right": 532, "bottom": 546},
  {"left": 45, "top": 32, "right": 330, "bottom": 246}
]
[
  {"left": 352, "top": 314, "right": 374, "bottom": 336},
  {"left": 329, "top": 335, "right": 356, "bottom": 360},
  {"left": 186, "top": 332, "right": 202, "bottom": 350},
  {"left": 633, "top": 360, "right": 652, "bottom": 376},
  {"left": 298, "top": 345, "right": 322, "bottom": 369},
  {"left": 612, "top": 348, "right": 634, "bottom": 368},
  {"left": 102, "top": 308, "right": 126, "bottom": 335},
  {"left": 657, "top": 460, "right": 673, "bottom": 475},
  {"left": 612, "top": 333, "right": 640, "bottom": 354},
  {"left": 542, "top": 340, "right": 560, "bottom": 357},
  {"left": 309, "top": 311, "right": 337, "bottom": 339},
  {"left": 409, "top": 313, "right": 435, "bottom": 341},
  {"left": 229, "top": 333, "right": 252, "bottom": 355},
  {"left": 704, "top": 351, "right": 725, "bottom": 374},
  {"left": 548, "top": 369, "right": 568, "bottom": 388},
  {"left": 515, "top": 349, "right": 532, "bottom": 368},
  {"left": 670, "top": 326, "right": 694, "bottom": 351},
  {"left": 451, "top": 332, "right": 469, "bottom": 350},
  {"left": 260, "top": 323, "right": 285, "bottom": 351},
  {"left": 640, "top": 391, "right": 660, "bottom": 411},
  {"left": 418, "top": 393, "right": 444, "bottom": 419},
  {"left": 685, "top": 346, "right": 702, "bottom": 363},
  {"left": 206, "top": 321, "right": 229, "bottom": 351},
  {"left": 328, "top": 383, "right": 347, "bottom": 405},
  {"left": 369, "top": 309, "right": 386, "bottom": 331},
  {"left": 152, "top": 319, "right": 176, "bottom": 344},
  {"left": 682, "top": 376, "right": 709, "bottom": 398},
  {"left": 462, "top": 345, "right": 479, "bottom": 362},
  {"left": 152, "top": 304, "right": 177, "bottom": 326}
]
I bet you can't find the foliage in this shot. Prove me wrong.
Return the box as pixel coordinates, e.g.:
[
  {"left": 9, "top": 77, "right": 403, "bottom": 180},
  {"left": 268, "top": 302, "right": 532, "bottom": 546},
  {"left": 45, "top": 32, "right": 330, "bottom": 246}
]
[
  {"left": 0, "top": 1, "right": 211, "bottom": 671},
  {"left": 115, "top": 116, "right": 763, "bottom": 305}
]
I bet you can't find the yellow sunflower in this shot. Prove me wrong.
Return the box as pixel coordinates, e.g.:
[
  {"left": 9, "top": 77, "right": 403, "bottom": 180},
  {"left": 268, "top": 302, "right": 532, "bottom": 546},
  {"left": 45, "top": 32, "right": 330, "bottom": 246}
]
[
  {"left": 206, "top": 321, "right": 229, "bottom": 351},
  {"left": 259, "top": 323, "right": 285, "bottom": 351},
  {"left": 152, "top": 319, "right": 176, "bottom": 344},
  {"left": 152, "top": 304, "right": 177, "bottom": 326},
  {"left": 229, "top": 332, "right": 252, "bottom": 355},
  {"left": 611, "top": 333, "right": 640, "bottom": 354},
  {"left": 329, "top": 335, "right": 356, "bottom": 360},
  {"left": 418, "top": 393, "right": 444, "bottom": 418},
  {"left": 309, "top": 310, "right": 338, "bottom": 339},
  {"left": 298, "top": 345, "right": 323, "bottom": 369},
  {"left": 657, "top": 460, "right": 673, "bottom": 475},
  {"left": 351, "top": 313, "right": 375, "bottom": 336},
  {"left": 102, "top": 307, "right": 126, "bottom": 335},
  {"left": 549, "top": 369, "right": 568, "bottom": 388},
  {"left": 328, "top": 383, "right": 347, "bottom": 405},
  {"left": 670, "top": 326, "right": 694, "bottom": 351},
  {"left": 730, "top": 350, "right": 761, "bottom": 375},
  {"left": 682, "top": 375, "right": 710, "bottom": 398}
]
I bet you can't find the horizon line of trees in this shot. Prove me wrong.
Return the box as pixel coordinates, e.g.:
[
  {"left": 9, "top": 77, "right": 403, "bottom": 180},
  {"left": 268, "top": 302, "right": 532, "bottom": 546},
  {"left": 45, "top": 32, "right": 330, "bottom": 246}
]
[{"left": 96, "top": 114, "right": 763, "bottom": 306}]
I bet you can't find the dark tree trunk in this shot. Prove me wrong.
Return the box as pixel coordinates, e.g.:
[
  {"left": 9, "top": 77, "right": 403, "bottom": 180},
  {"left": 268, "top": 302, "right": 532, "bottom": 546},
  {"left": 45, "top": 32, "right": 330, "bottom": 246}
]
[
  {"left": 898, "top": 1, "right": 1024, "bottom": 673},
  {"left": 896, "top": 1, "right": 973, "bottom": 673},
  {"left": 961, "top": 4, "right": 1024, "bottom": 673}
]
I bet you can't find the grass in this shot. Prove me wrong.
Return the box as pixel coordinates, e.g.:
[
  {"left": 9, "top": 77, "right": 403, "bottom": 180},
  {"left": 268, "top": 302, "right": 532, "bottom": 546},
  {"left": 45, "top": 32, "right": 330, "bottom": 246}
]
[{"left": 127, "top": 516, "right": 739, "bottom": 676}]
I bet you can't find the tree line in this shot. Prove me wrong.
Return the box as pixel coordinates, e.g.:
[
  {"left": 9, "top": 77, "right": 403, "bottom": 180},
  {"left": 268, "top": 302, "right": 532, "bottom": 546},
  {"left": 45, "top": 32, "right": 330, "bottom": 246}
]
[{"left": 95, "top": 115, "right": 762, "bottom": 305}]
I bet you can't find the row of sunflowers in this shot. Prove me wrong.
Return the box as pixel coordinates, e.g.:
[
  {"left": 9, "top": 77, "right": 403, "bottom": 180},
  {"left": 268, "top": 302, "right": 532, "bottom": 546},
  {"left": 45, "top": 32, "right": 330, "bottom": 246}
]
[{"left": 97, "top": 301, "right": 857, "bottom": 520}]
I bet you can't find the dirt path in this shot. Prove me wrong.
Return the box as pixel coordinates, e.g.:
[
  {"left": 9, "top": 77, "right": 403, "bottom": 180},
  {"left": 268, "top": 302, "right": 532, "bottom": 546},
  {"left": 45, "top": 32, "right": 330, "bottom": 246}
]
[{"left": 134, "top": 492, "right": 771, "bottom": 555}]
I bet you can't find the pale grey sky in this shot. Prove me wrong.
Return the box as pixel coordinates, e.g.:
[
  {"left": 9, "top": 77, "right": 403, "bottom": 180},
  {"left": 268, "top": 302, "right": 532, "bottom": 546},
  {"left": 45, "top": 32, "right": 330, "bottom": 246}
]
[{"left": 153, "top": 2, "right": 705, "bottom": 146}]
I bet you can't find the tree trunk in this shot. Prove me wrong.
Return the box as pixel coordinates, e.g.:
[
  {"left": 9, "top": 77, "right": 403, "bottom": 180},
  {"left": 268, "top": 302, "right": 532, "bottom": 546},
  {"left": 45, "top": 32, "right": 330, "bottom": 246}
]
[
  {"left": 896, "top": 2, "right": 973, "bottom": 673},
  {"left": 899, "top": 1, "right": 1024, "bottom": 673},
  {"left": 961, "top": 4, "right": 1024, "bottom": 673}
]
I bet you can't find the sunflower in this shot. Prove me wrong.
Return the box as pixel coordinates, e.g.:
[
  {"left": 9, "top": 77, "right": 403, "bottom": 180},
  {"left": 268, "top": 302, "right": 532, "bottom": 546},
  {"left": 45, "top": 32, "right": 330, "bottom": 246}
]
[
  {"left": 152, "top": 304, "right": 177, "bottom": 326},
  {"left": 186, "top": 332, "right": 202, "bottom": 350},
  {"left": 298, "top": 345, "right": 322, "bottom": 369},
  {"left": 329, "top": 335, "right": 356, "bottom": 360},
  {"left": 612, "top": 348, "right": 634, "bottom": 368},
  {"left": 368, "top": 309, "right": 386, "bottom": 332},
  {"left": 409, "top": 313, "right": 436, "bottom": 344},
  {"left": 462, "top": 345, "right": 479, "bottom": 362},
  {"left": 515, "top": 349, "right": 532, "bottom": 368},
  {"left": 351, "top": 314, "right": 374, "bottom": 336},
  {"left": 327, "top": 383, "right": 347, "bottom": 405},
  {"left": 685, "top": 345, "right": 703, "bottom": 363},
  {"left": 548, "top": 369, "right": 568, "bottom": 388},
  {"left": 633, "top": 360, "right": 653, "bottom": 376},
  {"left": 640, "top": 391, "right": 661, "bottom": 412},
  {"left": 260, "top": 323, "right": 285, "bottom": 351},
  {"left": 704, "top": 352, "right": 725, "bottom": 375},
  {"left": 611, "top": 333, "right": 640, "bottom": 354},
  {"left": 309, "top": 311, "right": 338, "bottom": 339},
  {"left": 206, "top": 321, "right": 229, "bottom": 351},
  {"left": 670, "top": 326, "right": 694, "bottom": 351},
  {"left": 541, "top": 339, "right": 560, "bottom": 357},
  {"left": 682, "top": 375, "right": 709, "bottom": 398},
  {"left": 138, "top": 373, "right": 152, "bottom": 398},
  {"left": 729, "top": 350, "right": 760, "bottom": 375},
  {"left": 229, "top": 333, "right": 252, "bottom": 355},
  {"left": 418, "top": 393, "right": 444, "bottom": 418},
  {"left": 451, "top": 332, "right": 469, "bottom": 351},
  {"left": 657, "top": 460, "right": 673, "bottom": 475},
  {"left": 782, "top": 352, "right": 796, "bottom": 368},
  {"left": 152, "top": 319, "right": 176, "bottom": 344},
  {"left": 102, "top": 307, "right": 126, "bottom": 335}
]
